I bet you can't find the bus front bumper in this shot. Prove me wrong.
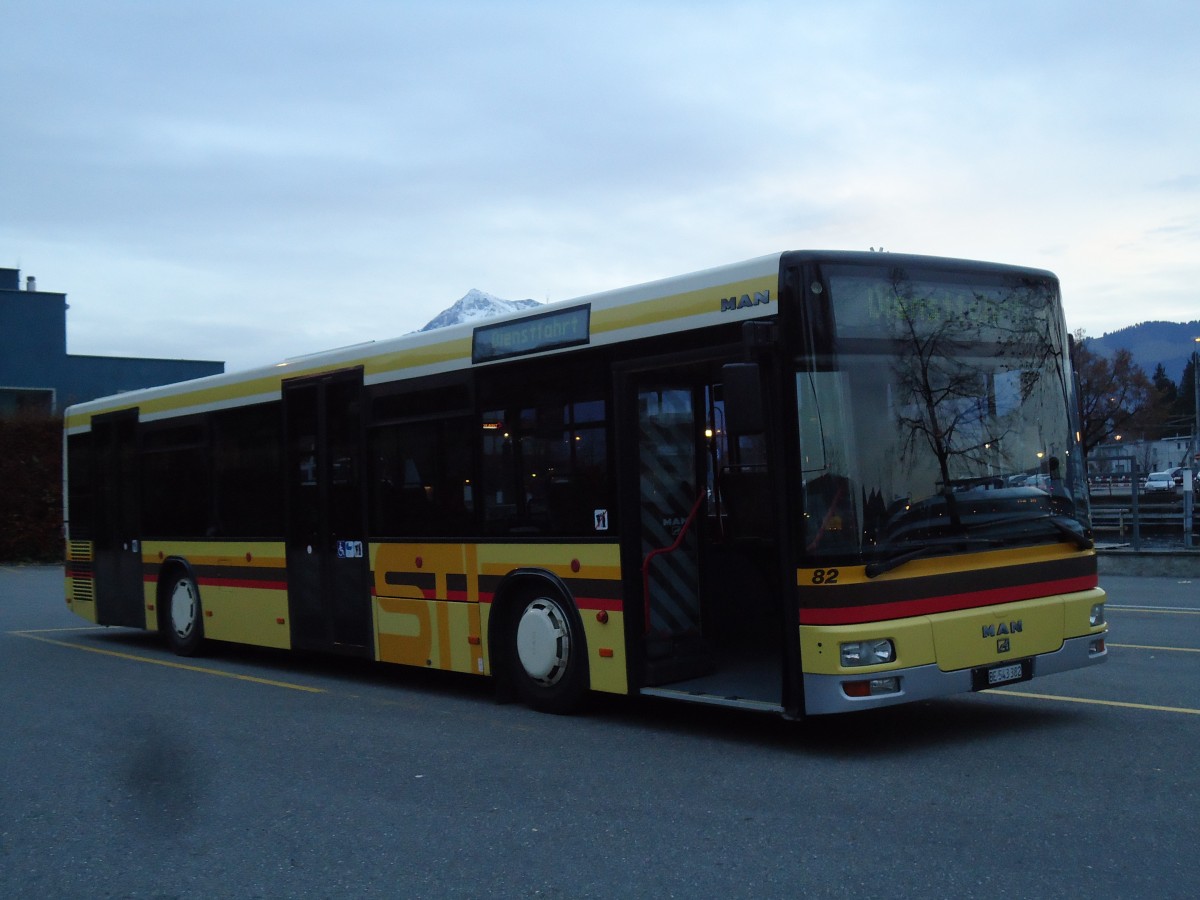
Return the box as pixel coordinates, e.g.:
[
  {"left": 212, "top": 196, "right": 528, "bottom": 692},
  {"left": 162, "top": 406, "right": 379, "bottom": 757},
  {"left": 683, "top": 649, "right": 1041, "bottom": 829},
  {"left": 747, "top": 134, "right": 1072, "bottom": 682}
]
[{"left": 802, "top": 631, "right": 1107, "bottom": 715}]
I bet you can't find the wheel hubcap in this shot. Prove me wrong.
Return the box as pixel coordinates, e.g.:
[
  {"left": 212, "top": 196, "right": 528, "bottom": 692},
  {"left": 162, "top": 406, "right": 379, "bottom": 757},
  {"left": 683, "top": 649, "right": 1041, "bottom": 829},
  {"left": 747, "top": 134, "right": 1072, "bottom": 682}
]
[
  {"left": 170, "top": 580, "right": 196, "bottom": 640},
  {"left": 516, "top": 598, "right": 570, "bottom": 686}
]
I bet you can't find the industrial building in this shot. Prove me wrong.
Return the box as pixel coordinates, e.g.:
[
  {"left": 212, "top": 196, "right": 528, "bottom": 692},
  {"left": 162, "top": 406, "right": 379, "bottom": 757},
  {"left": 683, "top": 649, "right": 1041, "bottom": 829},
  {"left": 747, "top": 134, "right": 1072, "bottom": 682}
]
[{"left": 0, "top": 267, "right": 223, "bottom": 417}]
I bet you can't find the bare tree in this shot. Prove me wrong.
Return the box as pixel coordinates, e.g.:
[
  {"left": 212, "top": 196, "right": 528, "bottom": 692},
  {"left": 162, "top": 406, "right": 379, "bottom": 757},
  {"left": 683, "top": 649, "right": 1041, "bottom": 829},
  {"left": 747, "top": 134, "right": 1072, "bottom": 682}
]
[
  {"left": 887, "top": 269, "right": 1060, "bottom": 491},
  {"left": 1072, "top": 334, "right": 1155, "bottom": 456}
]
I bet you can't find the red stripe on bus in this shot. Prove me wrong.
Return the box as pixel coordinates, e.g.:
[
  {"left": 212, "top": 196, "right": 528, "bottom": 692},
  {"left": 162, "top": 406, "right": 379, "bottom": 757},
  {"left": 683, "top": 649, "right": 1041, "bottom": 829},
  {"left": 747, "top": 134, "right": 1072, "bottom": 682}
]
[
  {"left": 575, "top": 597, "right": 624, "bottom": 612},
  {"left": 476, "top": 592, "right": 620, "bottom": 612},
  {"left": 197, "top": 577, "right": 289, "bottom": 592},
  {"left": 798, "top": 575, "right": 1097, "bottom": 626}
]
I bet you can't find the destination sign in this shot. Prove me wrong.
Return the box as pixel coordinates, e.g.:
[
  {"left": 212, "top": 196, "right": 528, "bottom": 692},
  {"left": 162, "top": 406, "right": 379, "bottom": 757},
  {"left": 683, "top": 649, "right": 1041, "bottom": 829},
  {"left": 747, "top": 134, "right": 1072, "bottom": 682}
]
[
  {"left": 472, "top": 304, "right": 591, "bottom": 364},
  {"left": 827, "top": 271, "right": 1056, "bottom": 342}
]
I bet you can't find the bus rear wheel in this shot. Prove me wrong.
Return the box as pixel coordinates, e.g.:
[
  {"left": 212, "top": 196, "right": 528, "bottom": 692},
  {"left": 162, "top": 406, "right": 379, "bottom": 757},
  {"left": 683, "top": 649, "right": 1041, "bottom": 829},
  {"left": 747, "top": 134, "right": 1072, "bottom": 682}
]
[
  {"left": 165, "top": 573, "right": 205, "bottom": 657},
  {"left": 507, "top": 587, "right": 588, "bottom": 714}
]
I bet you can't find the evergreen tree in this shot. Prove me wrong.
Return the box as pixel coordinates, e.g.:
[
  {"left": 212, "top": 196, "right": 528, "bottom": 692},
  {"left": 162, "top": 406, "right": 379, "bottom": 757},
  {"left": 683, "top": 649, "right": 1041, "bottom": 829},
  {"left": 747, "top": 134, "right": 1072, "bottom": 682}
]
[{"left": 1176, "top": 356, "right": 1198, "bottom": 435}]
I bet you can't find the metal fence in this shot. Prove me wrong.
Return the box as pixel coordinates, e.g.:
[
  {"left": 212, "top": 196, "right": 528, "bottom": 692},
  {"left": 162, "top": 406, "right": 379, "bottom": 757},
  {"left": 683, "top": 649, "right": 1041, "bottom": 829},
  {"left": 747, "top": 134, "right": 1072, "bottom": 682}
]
[{"left": 1088, "top": 479, "right": 1197, "bottom": 549}]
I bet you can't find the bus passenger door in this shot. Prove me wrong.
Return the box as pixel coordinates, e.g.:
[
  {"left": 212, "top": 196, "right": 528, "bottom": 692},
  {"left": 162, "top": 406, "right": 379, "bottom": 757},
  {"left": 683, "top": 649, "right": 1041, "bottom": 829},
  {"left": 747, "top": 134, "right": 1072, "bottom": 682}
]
[
  {"left": 635, "top": 382, "right": 706, "bottom": 682},
  {"left": 284, "top": 370, "right": 372, "bottom": 655},
  {"left": 91, "top": 409, "right": 145, "bottom": 628},
  {"left": 621, "top": 363, "right": 785, "bottom": 708}
]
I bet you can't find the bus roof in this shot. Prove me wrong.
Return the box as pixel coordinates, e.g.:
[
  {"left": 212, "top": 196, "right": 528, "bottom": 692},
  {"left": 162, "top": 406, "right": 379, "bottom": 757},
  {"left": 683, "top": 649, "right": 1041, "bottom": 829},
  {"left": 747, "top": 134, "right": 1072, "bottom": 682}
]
[
  {"left": 64, "top": 252, "right": 783, "bottom": 430},
  {"left": 63, "top": 249, "right": 1058, "bottom": 431}
]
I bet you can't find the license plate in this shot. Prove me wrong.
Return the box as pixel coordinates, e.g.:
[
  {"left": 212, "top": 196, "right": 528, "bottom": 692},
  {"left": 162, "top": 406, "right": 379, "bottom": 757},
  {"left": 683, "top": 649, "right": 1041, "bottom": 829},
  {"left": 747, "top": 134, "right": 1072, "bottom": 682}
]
[
  {"left": 971, "top": 658, "right": 1031, "bottom": 691},
  {"left": 987, "top": 662, "right": 1024, "bottom": 686}
]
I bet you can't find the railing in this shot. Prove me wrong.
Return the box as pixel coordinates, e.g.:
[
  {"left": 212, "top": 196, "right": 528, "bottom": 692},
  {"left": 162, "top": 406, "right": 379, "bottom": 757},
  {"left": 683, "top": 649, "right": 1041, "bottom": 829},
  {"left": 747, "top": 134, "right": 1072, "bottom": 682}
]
[
  {"left": 1090, "top": 490, "right": 1197, "bottom": 547},
  {"left": 641, "top": 492, "right": 707, "bottom": 633},
  {"left": 1090, "top": 507, "right": 1188, "bottom": 529}
]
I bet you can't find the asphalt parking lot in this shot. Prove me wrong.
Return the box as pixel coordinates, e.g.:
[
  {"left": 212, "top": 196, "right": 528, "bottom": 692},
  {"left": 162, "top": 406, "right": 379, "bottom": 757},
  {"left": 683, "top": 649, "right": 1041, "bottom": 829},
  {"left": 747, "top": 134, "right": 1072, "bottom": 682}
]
[{"left": 2, "top": 566, "right": 1198, "bottom": 898}]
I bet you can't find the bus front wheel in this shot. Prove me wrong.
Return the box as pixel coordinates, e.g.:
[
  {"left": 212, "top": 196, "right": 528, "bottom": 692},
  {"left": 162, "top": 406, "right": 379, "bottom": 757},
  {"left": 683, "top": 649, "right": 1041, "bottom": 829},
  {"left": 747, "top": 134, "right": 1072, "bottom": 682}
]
[
  {"left": 165, "top": 572, "right": 205, "bottom": 657},
  {"left": 506, "top": 587, "right": 588, "bottom": 714}
]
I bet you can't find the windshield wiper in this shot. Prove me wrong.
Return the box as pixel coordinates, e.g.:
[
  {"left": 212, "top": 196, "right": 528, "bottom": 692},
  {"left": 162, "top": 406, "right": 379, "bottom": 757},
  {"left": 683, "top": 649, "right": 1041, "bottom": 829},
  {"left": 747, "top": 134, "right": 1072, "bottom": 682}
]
[
  {"left": 1046, "top": 514, "right": 1094, "bottom": 550},
  {"left": 865, "top": 537, "right": 998, "bottom": 579},
  {"left": 865, "top": 514, "right": 1093, "bottom": 580},
  {"left": 959, "top": 511, "right": 1094, "bottom": 551}
]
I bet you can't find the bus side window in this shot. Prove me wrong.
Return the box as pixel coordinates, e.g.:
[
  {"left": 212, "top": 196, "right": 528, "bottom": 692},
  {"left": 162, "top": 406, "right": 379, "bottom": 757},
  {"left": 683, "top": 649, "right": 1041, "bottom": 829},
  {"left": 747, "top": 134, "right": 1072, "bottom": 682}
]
[
  {"left": 369, "top": 418, "right": 474, "bottom": 538},
  {"left": 212, "top": 402, "right": 284, "bottom": 538},
  {"left": 480, "top": 399, "right": 609, "bottom": 537},
  {"left": 140, "top": 420, "right": 209, "bottom": 538}
]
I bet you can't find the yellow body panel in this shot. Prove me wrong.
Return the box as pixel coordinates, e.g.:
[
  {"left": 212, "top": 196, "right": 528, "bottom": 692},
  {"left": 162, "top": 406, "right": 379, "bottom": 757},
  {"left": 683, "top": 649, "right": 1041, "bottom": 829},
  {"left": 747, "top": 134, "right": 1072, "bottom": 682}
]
[
  {"left": 932, "top": 599, "right": 1061, "bottom": 670},
  {"left": 142, "top": 541, "right": 289, "bottom": 645},
  {"left": 64, "top": 582, "right": 98, "bottom": 623},
  {"left": 797, "top": 542, "right": 1093, "bottom": 588},
  {"left": 374, "top": 595, "right": 483, "bottom": 674},
  {"left": 196, "top": 585, "right": 291, "bottom": 649},
  {"left": 371, "top": 541, "right": 626, "bottom": 693},
  {"left": 590, "top": 275, "right": 775, "bottom": 335},
  {"left": 64, "top": 540, "right": 98, "bottom": 623},
  {"left": 141, "top": 578, "right": 159, "bottom": 631},
  {"left": 141, "top": 541, "right": 287, "bottom": 571},
  {"left": 67, "top": 534, "right": 629, "bottom": 693},
  {"left": 580, "top": 610, "right": 628, "bottom": 694}
]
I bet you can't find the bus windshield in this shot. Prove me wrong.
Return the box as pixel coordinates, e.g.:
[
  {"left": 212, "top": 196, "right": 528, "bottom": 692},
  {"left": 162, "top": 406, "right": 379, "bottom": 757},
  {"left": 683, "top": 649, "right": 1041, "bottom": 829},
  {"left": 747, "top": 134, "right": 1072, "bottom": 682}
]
[{"left": 797, "top": 263, "right": 1090, "bottom": 563}]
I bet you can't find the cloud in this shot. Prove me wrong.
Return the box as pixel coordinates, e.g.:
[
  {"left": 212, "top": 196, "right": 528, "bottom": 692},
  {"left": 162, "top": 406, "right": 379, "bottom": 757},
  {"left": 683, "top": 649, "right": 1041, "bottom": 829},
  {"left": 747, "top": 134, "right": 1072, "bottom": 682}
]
[{"left": 3, "top": 1, "right": 1199, "bottom": 370}]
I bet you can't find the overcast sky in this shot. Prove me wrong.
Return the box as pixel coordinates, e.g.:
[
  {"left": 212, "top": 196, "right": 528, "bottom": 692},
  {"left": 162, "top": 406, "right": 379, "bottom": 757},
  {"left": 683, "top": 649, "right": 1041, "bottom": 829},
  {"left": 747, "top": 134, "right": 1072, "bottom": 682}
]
[{"left": 3, "top": 1, "right": 1198, "bottom": 372}]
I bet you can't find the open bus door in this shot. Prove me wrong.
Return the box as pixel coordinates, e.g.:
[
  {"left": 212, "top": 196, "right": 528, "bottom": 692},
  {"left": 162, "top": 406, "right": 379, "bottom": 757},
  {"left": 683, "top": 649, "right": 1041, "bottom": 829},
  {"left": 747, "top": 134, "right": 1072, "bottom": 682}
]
[{"left": 620, "top": 359, "right": 785, "bottom": 712}]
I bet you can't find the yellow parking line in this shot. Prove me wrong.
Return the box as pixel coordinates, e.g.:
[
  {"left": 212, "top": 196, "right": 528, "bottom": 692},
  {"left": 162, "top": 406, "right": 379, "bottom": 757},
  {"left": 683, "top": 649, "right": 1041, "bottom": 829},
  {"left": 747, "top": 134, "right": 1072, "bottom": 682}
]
[
  {"left": 11, "top": 631, "right": 325, "bottom": 694},
  {"left": 1107, "top": 606, "right": 1200, "bottom": 615},
  {"left": 1109, "top": 642, "right": 1200, "bottom": 654},
  {"left": 991, "top": 689, "right": 1200, "bottom": 716}
]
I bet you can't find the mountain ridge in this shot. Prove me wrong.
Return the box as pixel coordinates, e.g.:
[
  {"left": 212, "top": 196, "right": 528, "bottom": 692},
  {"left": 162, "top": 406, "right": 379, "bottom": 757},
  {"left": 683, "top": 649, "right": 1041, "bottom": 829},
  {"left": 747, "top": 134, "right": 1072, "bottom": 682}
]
[
  {"left": 1084, "top": 320, "right": 1200, "bottom": 382},
  {"left": 419, "top": 289, "right": 541, "bottom": 332}
]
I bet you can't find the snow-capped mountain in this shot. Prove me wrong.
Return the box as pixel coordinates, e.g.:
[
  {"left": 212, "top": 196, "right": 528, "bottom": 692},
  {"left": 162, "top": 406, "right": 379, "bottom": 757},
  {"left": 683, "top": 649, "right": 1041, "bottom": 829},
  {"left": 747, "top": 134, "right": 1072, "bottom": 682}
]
[{"left": 419, "top": 289, "right": 541, "bottom": 332}]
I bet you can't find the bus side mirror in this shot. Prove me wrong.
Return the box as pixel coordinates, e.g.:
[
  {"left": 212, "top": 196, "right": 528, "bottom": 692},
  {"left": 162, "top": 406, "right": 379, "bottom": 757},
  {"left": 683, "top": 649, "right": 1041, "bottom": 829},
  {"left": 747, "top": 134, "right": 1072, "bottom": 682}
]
[{"left": 722, "top": 363, "right": 764, "bottom": 435}]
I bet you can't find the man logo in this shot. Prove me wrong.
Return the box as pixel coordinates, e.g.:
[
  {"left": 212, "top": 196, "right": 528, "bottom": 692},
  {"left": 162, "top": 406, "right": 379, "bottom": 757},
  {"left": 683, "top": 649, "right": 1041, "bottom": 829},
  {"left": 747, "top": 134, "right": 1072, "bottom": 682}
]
[
  {"left": 997, "top": 638, "right": 1011, "bottom": 653},
  {"left": 981, "top": 620, "right": 1022, "bottom": 638},
  {"left": 719, "top": 290, "right": 771, "bottom": 312}
]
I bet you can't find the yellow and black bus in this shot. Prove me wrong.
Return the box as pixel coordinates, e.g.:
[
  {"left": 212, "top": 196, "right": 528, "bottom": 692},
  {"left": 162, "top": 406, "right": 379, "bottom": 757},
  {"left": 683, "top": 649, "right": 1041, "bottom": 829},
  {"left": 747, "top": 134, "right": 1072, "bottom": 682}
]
[{"left": 63, "top": 250, "right": 1107, "bottom": 716}]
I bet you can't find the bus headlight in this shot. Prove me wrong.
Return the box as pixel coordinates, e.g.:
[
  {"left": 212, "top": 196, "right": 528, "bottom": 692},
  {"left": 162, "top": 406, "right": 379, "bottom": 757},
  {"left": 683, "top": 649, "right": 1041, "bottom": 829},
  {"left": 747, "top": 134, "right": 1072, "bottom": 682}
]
[
  {"left": 840, "top": 639, "right": 895, "bottom": 667},
  {"left": 1089, "top": 603, "right": 1105, "bottom": 627}
]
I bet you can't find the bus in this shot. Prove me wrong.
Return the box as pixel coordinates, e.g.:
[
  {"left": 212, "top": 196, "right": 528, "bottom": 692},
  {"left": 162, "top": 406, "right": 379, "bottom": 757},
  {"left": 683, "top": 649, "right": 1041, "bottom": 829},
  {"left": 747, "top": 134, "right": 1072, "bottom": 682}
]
[{"left": 62, "top": 250, "right": 1107, "bottom": 716}]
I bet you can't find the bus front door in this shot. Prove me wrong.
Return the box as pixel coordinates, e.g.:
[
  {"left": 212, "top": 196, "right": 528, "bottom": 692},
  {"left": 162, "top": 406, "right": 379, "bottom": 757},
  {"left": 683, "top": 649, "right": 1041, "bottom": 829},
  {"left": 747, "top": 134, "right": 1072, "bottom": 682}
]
[
  {"left": 624, "top": 367, "right": 784, "bottom": 709},
  {"left": 91, "top": 409, "right": 145, "bottom": 628},
  {"left": 635, "top": 382, "right": 708, "bottom": 684},
  {"left": 284, "top": 370, "right": 372, "bottom": 655}
]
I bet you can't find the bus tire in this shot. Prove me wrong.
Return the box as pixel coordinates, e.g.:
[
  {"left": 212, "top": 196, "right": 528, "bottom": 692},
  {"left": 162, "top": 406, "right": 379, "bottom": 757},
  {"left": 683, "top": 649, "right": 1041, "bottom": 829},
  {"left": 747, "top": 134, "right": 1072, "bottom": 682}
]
[
  {"left": 505, "top": 585, "right": 588, "bottom": 714},
  {"left": 164, "top": 571, "right": 205, "bottom": 657}
]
